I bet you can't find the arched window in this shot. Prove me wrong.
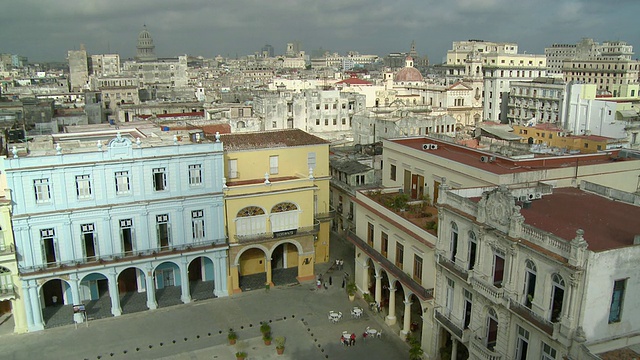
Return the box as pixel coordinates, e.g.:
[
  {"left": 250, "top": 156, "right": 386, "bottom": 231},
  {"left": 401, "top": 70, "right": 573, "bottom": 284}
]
[
  {"left": 486, "top": 308, "right": 498, "bottom": 350},
  {"left": 524, "top": 260, "right": 537, "bottom": 308},
  {"left": 270, "top": 202, "right": 300, "bottom": 233},
  {"left": 237, "top": 121, "right": 246, "bottom": 129},
  {"left": 450, "top": 222, "right": 459, "bottom": 262},
  {"left": 235, "top": 206, "right": 267, "bottom": 237},
  {"left": 550, "top": 273, "right": 565, "bottom": 322},
  {"left": 467, "top": 231, "right": 477, "bottom": 270}
]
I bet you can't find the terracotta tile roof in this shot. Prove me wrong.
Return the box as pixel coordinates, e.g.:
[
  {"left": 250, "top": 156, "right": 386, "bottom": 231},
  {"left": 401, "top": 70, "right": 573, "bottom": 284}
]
[
  {"left": 388, "top": 137, "right": 627, "bottom": 175},
  {"left": 201, "top": 124, "right": 231, "bottom": 135},
  {"left": 220, "top": 129, "right": 329, "bottom": 151},
  {"left": 521, "top": 187, "right": 640, "bottom": 251}
]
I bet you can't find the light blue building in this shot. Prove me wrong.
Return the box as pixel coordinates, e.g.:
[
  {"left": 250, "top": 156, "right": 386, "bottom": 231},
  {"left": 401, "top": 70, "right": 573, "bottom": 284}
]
[{"left": 1, "top": 126, "right": 228, "bottom": 331}]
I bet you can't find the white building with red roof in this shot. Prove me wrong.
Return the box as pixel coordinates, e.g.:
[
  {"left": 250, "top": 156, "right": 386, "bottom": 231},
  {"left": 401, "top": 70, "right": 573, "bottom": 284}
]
[{"left": 435, "top": 181, "right": 640, "bottom": 359}]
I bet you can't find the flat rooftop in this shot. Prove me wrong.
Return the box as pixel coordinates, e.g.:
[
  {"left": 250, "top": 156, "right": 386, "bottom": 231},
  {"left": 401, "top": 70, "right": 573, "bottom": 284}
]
[
  {"left": 220, "top": 129, "right": 329, "bottom": 151},
  {"left": 387, "top": 137, "right": 630, "bottom": 175},
  {"left": 521, "top": 187, "right": 640, "bottom": 252}
]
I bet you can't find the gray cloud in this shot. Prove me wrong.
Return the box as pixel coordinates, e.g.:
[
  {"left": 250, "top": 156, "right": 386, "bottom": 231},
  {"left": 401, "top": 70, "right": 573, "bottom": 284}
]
[{"left": 1, "top": 0, "right": 638, "bottom": 63}]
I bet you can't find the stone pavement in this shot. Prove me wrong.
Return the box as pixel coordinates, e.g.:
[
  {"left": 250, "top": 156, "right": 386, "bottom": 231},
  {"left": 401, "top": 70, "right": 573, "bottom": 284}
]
[{"left": 0, "top": 233, "right": 410, "bottom": 360}]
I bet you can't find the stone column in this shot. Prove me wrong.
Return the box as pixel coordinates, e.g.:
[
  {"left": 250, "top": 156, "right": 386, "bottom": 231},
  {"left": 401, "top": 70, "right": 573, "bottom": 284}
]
[
  {"left": 214, "top": 252, "right": 228, "bottom": 297},
  {"left": 375, "top": 273, "right": 382, "bottom": 305},
  {"left": 145, "top": 268, "right": 157, "bottom": 310},
  {"left": 107, "top": 270, "right": 122, "bottom": 316},
  {"left": 451, "top": 338, "right": 458, "bottom": 360},
  {"left": 180, "top": 259, "right": 191, "bottom": 304},
  {"left": 69, "top": 274, "right": 84, "bottom": 323},
  {"left": 266, "top": 256, "right": 273, "bottom": 286},
  {"left": 21, "top": 283, "right": 35, "bottom": 331},
  {"left": 28, "top": 281, "right": 44, "bottom": 331},
  {"left": 385, "top": 287, "right": 397, "bottom": 325},
  {"left": 402, "top": 298, "right": 412, "bottom": 337}
]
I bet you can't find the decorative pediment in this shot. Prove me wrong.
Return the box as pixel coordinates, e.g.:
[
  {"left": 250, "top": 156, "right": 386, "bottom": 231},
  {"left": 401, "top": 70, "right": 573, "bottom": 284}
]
[{"left": 477, "top": 185, "right": 517, "bottom": 231}]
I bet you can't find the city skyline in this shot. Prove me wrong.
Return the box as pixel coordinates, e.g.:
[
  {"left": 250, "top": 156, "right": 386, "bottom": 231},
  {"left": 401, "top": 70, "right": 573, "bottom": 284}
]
[{"left": 2, "top": 0, "right": 640, "bottom": 63}]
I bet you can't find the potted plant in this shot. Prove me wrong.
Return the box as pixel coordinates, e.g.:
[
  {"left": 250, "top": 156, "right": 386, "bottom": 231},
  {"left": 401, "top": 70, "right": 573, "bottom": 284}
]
[
  {"left": 408, "top": 335, "right": 424, "bottom": 360},
  {"left": 346, "top": 281, "right": 357, "bottom": 301},
  {"left": 263, "top": 332, "right": 272, "bottom": 345},
  {"left": 228, "top": 329, "right": 238, "bottom": 345},
  {"left": 260, "top": 321, "right": 271, "bottom": 335},
  {"left": 275, "top": 336, "right": 286, "bottom": 355},
  {"left": 235, "top": 351, "right": 247, "bottom": 360}
]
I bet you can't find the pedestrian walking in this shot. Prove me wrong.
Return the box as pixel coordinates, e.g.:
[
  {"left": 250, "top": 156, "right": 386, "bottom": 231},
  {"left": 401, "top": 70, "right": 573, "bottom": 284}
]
[
  {"left": 350, "top": 333, "right": 356, "bottom": 346},
  {"left": 317, "top": 279, "right": 322, "bottom": 290},
  {"left": 329, "top": 276, "right": 332, "bottom": 286},
  {"left": 341, "top": 278, "right": 345, "bottom": 288}
]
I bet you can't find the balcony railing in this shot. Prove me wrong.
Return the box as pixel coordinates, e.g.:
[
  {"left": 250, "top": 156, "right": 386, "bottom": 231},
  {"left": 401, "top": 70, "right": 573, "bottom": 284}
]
[
  {"left": 437, "top": 255, "right": 468, "bottom": 281},
  {"left": 435, "top": 310, "right": 463, "bottom": 339},
  {"left": 0, "top": 283, "right": 15, "bottom": 298},
  {"left": 18, "top": 237, "right": 228, "bottom": 274},
  {"left": 0, "top": 243, "right": 15, "bottom": 255},
  {"left": 346, "top": 230, "right": 434, "bottom": 301},
  {"left": 235, "top": 221, "right": 320, "bottom": 243},
  {"left": 470, "top": 335, "right": 502, "bottom": 360},
  {"left": 509, "top": 299, "right": 554, "bottom": 335},
  {"left": 471, "top": 277, "right": 504, "bottom": 305},
  {"left": 315, "top": 205, "right": 335, "bottom": 221}
]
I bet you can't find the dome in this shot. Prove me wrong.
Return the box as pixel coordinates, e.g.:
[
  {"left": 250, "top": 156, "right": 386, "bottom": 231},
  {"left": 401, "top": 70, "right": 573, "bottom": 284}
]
[
  {"left": 395, "top": 67, "right": 423, "bottom": 82},
  {"left": 138, "top": 30, "right": 151, "bottom": 39}
]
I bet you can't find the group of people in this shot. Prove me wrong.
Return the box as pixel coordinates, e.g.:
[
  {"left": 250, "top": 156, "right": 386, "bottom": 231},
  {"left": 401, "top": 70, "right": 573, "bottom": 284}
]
[
  {"left": 340, "top": 333, "right": 357, "bottom": 346},
  {"left": 335, "top": 258, "right": 344, "bottom": 270}
]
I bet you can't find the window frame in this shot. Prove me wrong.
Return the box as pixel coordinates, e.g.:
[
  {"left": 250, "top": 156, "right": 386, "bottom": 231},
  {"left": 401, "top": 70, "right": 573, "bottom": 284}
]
[
  {"left": 34, "top": 178, "right": 51, "bottom": 203},
  {"left": 75, "top": 174, "right": 92, "bottom": 199},
  {"left": 188, "top": 164, "right": 203, "bottom": 186}
]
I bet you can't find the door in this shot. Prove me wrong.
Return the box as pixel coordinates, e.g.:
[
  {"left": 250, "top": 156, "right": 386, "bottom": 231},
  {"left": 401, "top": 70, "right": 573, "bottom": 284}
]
[
  {"left": 411, "top": 174, "right": 418, "bottom": 199},
  {"left": 486, "top": 316, "right": 498, "bottom": 350},
  {"left": 163, "top": 269, "right": 175, "bottom": 287},
  {"left": 403, "top": 170, "right": 411, "bottom": 195}
]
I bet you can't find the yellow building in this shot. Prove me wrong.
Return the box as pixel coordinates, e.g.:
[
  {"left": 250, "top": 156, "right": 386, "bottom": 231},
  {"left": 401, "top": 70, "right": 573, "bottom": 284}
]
[
  {"left": 512, "top": 123, "right": 624, "bottom": 153},
  {"left": 220, "top": 129, "right": 331, "bottom": 294},
  {"left": 0, "top": 186, "right": 27, "bottom": 333}
]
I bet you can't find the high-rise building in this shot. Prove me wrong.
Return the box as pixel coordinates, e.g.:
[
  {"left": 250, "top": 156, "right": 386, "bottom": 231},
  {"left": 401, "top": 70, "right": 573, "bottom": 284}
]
[{"left": 67, "top": 44, "right": 89, "bottom": 92}]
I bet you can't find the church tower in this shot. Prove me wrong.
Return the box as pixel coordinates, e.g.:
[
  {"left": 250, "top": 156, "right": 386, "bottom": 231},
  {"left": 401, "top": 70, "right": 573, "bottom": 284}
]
[{"left": 135, "top": 25, "right": 157, "bottom": 62}]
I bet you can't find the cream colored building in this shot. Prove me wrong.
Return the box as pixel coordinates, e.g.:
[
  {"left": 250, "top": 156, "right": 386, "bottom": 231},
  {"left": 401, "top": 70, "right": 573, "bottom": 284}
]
[
  {"left": 0, "top": 185, "right": 27, "bottom": 333},
  {"left": 382, "top": 136, "right": 640, "bottom": 200},
  {"left": 435, "top": 182, "right": 640, "bottom": 360},
  {"left": 220, "top": 129, "right": 332, "bottom": 294}
]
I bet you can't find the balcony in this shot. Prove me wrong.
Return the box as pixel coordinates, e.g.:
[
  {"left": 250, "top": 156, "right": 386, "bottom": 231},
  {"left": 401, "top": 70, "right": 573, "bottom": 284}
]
[
  {"left": 346, "top": 230, "right": 433, "bottom": 301},
  {"left": 315, "top": 205, "right": 335, "bottom": 221},
  {"left": 18, "top": 237, "right": 228, "bottom": 275},
  {"left": 435, "top": 310, "right": 463, "bottom": 339},
  {"left": 471, "top": 277, "right": 504, "bottom": 305},
  {"left": 509, "top": 299, "right": 554, "bottom": 335},
  {"left": 437, "top": 255, "right": 468, "bottom": 281},
  {"left": 0, "top": 243, "right": 15, "bottom": 256},
  {"left": 0, "top": 284, "right": 15, "bottom": 300},
  {"left": 470, "top": 335, "right": 502, "bottom": 360},
  {"left": 235, "top": 221, "right": 320, "bottom": 244}
]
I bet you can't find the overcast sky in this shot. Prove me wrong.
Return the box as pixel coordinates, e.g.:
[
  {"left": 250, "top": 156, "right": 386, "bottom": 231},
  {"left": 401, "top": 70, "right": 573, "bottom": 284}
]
[{"left": 2, "top": 0, "right": 639, "bottom": 63}]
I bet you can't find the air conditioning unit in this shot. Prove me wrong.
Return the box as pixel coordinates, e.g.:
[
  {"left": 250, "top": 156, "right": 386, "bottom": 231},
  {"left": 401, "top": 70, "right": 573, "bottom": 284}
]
[
  {"left": 518, "top": 195, "right": 528, "bottom": 202},
  {"left": 528, "top": 193, "right": 535, "bottom": 200},
  {"left": 480, "top": 156, "right": 489, "bottom": 162},
  {"left": 534, "top": 192, "right": 542, "bottom": 199},
  {"left": 422, "top": 144, "right": 430, "bottom": 150},
  {"left": 431, "top": 144, "right": 439, "bottom": 150}
]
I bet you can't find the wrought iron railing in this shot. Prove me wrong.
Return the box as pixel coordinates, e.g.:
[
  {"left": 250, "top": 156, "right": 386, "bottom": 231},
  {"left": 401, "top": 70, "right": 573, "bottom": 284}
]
[
  {"left": 18, "top": 237, "right": 227, "bottom": 274},
  {"left": 508, "top": 299, "right": 554, "bottom": 335}
]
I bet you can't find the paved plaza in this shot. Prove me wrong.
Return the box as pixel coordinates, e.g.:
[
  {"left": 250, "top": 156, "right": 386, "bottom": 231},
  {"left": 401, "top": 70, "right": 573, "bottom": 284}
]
[{"left": 0, "top": 234, "right": 412, "bottom": 360}]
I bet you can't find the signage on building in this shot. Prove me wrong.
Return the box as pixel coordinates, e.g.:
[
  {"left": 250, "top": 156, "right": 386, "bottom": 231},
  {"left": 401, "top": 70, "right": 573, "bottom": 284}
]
[{"left": 273, "top": 229, "right": 297, "bottom": 238}]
